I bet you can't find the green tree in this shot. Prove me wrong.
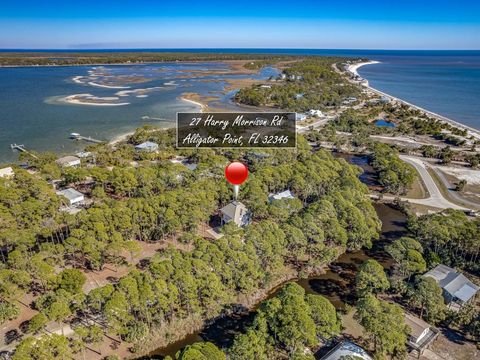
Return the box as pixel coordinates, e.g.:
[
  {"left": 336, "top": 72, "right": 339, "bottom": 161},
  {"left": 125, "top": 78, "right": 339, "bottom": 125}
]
[
  {"left": 356, "top": 294, "right": 408, "bottom": 358},
  {"left": 355, "top": 259, "right": 389, "bottom": 297},
  {"left": 229, "top": 329, "right": 269, "bottom": 360},
  {"left": 13, "top": 334, "right": 78, "bottom": 360},
  {"left": 57, "top": 269, "right": 86, "bottom": 294},
  {"left": 305, "top": 294, "right": 340, "bottom": 339},
  {"left": 27, "top": 313, "right": 48, "bottom": 334},
  {"left": 0, "top": 301, "right": 19, "bottom": 324},
  {"left": 410, "top": 277, "right": 446, "bottom": 323},
  {"left": 176, "top": 342, "right": 225, "bottom": 360},
  {"left": 386, "top": 237, "right": 426, "bottom": 279},
  {"left": 259, "top": 283, "right": 317, "bottom": 354}
]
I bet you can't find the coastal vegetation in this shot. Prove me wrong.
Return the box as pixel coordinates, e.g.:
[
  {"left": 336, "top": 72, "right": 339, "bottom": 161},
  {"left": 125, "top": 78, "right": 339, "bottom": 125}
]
[
  {"left": 369, "top": 143, "right": 417, "bottom": 194},
  {"left": 0, "top": 130, "right": 381, "bottom": 358},
  {"left": 0, "top": 52, "right": 298, "bottom": 67},
  {"left": 235, "top": 58, "right": 360, "bottom": 111}
]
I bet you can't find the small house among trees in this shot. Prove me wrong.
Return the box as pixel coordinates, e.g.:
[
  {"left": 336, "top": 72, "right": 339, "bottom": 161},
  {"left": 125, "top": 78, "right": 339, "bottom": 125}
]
[
  {"left": 404, "top": 312, "right": 439, "bottom": 358},
  {"left": 55, "top": 156, "right": 81, "bottom": 168},
  {"left": 134, "top": 141, "right": 159, "bottom": 152},
  {"left": 220, "top": 201, "right": 251, "bottom": 227},
  {"left": 423, "top": 264, "right": 479, "bottom": 310},
  {"left": 0, "top": 166, "right": 14, "bottom": 178}
]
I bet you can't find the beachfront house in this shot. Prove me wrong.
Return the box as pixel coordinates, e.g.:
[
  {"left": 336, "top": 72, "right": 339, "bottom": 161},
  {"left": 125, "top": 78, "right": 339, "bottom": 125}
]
[
  {"left": 0, "top": 166, "right": 15, "bottom": 178},
  {"left": 423, "top": 264, "right": 479, "bottom": 310},
  {"left": 295, "top": 113, "right": 307, "bottom": 121},
  {"left": 268, "top": 190, "right": 295, "bottom": 202},
  {"left": 56, "top": 156, "right": 81, "bottom": 168},
  {"left": 319, "top": 340, "right": 373, "bottom": 360},
  {"left": 135, "top": 141, "right": 159, "bottom": 152},
  {"left": 56, "top": 188, "right": 85, "bottom": 207},
  {"left": 404, "top": 312, "right": 439, "bottom": 358},
  {"left": 220, "top": 201, "right": 251, "bottom": 227}
]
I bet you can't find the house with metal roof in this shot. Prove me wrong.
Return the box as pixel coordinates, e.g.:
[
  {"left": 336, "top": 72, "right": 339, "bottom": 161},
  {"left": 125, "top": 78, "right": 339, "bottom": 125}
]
[
  {"left": 268, "top": 190, "right": 295, "bottom": 202},
  {"left": 220, "top": 201, "right": 251, "bottom": 227},
  {"left": 404, "top": 312, "right": 439, "bottom": 357},
  {"left": 56, "top": 188, "right": 85, "bottom": 206},
  {"left": 56, "top": 156, "right": 81, "bottom": 168},
  {"left": 135, "top": 141, "right": 159, "bottom": 152},
  {"left": 423, "top": 264, "right": 479, "bottom": 310},
  {"left": 319, "top": 340, "right": 373, "bottom": 360}
]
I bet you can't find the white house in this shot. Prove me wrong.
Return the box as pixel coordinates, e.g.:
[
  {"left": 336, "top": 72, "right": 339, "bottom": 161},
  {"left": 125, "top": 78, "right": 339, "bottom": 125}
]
[
  {"left": 268, "top": 190, "right": 295, "bottom": 202},
  {"left": 220, "top": 201, "right": 251, "bottom": 227},
  {"left": 260, "top": 85, "right": 272, "bottom": 89},
  {"left": 56, "top": 188, "right": 85, "bottom": 206},
  {"left": 0, "top": 167, "right": 14, "bottom": 178},
  {"left": 423, "top": 264, "right": 479, "bottom": 310},
  {"left": 56, "top": 156, "right": 81, "bottom": 168},
  {"left": 308, "top": 109, "right": 324, "bottom": 118},
  {"left": 135, "top": 141, "right": 159, "bottom": 152},
  {"left": 320, "top": 340, "right": 373, "bottom": 360},
  {"left": 404, "top": 312, "right": 439, "bottom": 356}
]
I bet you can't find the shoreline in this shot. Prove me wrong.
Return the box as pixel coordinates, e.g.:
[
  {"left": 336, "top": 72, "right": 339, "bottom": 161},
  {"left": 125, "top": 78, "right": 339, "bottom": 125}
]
[
  {"left": 180, "top": 96, "right": 206, "bottom": 112},
  {"left": 349, "top": 61, "right": 480, "bottom": 140}
]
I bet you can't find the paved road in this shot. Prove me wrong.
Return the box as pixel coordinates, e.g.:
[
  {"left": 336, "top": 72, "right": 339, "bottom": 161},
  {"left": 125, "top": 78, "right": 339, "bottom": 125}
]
[{"left": 398, "top": 155, "right": 469, "bottom": 211}]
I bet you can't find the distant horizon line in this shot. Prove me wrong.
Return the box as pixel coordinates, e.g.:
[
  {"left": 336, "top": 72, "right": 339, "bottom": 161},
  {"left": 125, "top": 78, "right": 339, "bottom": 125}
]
[{"left": 1, "top": 47, "right": 480, "bottom": 52}]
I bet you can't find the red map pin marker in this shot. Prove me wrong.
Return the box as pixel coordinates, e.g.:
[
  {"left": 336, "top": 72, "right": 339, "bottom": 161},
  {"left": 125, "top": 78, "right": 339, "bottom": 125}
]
[{"left": 225, "top": 162, "right": 248, "bottom": 199}]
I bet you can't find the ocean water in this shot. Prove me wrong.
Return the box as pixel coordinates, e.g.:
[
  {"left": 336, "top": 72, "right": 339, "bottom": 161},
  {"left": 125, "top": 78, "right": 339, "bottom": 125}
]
[{"left": 0, "top": 49, "right": 479, "bottom": 162}]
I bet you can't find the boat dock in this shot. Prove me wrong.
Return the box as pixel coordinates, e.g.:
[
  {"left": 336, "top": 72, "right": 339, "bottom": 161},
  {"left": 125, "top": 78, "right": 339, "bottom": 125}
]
[
  {"left": 69, "top": 133, "right": 103, "bottom": 144},
  {"left": 10, "top": 144, "right": 38, "bottom": 159}
]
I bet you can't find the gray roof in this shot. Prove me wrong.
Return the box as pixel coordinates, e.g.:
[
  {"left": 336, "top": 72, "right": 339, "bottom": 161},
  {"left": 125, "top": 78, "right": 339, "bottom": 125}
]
[
  {"left": 135, "top": 141, "right": 158, "bottom": 150},
  {"left": 424, "top": 264, "right": 479, "bottom": 302},
  {"left": 220, "top": 201, "right": 248, "bottom": 225},
  {"left": 321, "top": 340, "right": 373, "bottom": 360},
  {"left": 56, "top": 188, "right": 84, "bottom": 201},
  {"left": 269, "top": 190, "right": 295, "bottom": 201},
  {"left": 56, "top": 156, "right": 80, "bottom": 165}
]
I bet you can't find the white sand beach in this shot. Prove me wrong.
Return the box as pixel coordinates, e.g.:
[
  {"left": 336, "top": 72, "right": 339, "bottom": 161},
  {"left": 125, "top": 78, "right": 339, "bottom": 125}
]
[
  {"left": 180, "top": 97, "right": 205, "bottom": 112},
  {"left": 115, "top": 86, "right": 164, "bottom": 97},
  {"left": 87, "top": 81, "right": 131, "bottom": 89},
  {"left": 63, "top": 94, "right": 130, "bottom": 106}
]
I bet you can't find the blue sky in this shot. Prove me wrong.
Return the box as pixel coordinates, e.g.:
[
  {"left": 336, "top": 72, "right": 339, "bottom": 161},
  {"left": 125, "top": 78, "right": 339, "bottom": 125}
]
[{"left": 1, "top": 0, "right": 479, "bottom": 49}]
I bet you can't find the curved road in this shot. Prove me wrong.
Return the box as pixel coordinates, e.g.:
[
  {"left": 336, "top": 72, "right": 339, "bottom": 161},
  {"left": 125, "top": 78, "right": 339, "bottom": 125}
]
[{"left": 398, "top": 155, "right": 469, "bottom": 211}]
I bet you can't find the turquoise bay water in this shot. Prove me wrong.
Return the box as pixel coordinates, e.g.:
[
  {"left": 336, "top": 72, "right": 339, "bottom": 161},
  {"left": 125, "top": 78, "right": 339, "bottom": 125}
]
[{"left": 0, "top": 62, "right": 277, "bottom": 162}]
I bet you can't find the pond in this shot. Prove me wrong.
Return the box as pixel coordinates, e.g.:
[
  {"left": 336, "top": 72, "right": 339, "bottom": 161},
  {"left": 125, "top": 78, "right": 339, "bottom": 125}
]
[{"left": 374, "top": 119, "right": 396, "bottom": 127}]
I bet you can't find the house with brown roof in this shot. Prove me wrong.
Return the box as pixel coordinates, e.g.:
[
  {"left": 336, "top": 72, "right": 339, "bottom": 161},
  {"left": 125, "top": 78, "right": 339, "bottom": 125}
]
[{"left": 404, "top": 312, "right": 439, "bottom": 357}]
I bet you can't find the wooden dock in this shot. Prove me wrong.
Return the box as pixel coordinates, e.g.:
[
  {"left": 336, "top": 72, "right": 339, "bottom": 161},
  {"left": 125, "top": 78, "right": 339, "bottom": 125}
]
[
  {"left": 10, "top": 144, "right": 38, "bottom": 159},
  {"left": 70, "top": 133, "right": 102, "bottom": 144}
]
